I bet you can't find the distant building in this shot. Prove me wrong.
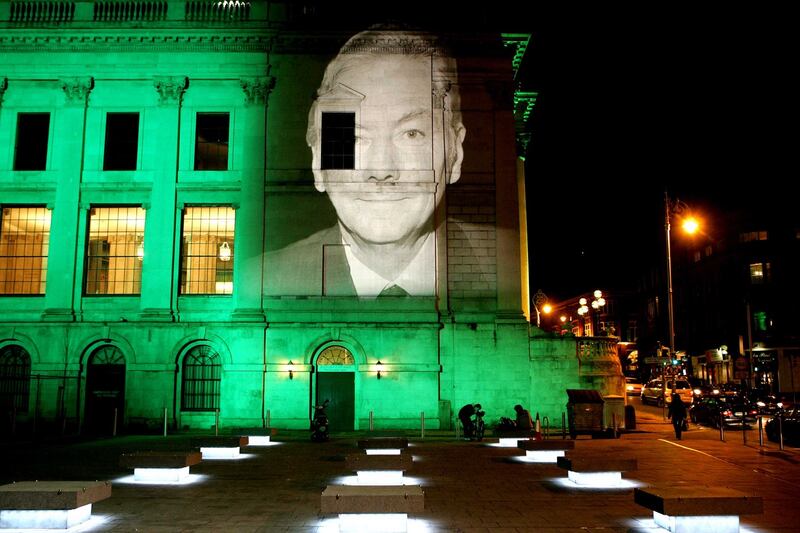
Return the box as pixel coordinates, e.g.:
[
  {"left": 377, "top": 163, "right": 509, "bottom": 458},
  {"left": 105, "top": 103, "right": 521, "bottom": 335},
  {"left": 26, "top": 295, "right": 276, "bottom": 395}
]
[{"left": 635, "top": 204, "right": 799, "bottom": 391}]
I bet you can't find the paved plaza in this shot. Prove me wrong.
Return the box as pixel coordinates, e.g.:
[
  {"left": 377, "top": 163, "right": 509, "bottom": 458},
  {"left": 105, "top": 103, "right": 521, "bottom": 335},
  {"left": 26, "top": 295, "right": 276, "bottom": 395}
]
[{"left": 2, "top": 410, "right": 799, "bottom": 532}]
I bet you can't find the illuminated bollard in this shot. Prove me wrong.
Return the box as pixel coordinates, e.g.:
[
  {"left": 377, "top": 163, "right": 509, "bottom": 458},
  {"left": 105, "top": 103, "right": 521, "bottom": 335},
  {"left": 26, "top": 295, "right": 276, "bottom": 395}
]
[
  {"left": 556, "top": 456, "right": 637, "bottom": 487},
  {"left": 346, "top": 452, "right": 413, "bottom": 486},
  {"left": 517, "top": 439, "right": 575, "bottom": 463},
  {"left": 120, "top": 451, "right": 202, "bottom": 482},
  {"left": 358, "top": 437, "right": 408, "bottom": 456},
  {"left": 634, "top": 486, "right": 763, "bottom": 533},
  {"left": 0, "top": 481, "right": 111, "bottom": 529},
  {"left": 321, "top": 485, "right": 424, "bottom": 533}
]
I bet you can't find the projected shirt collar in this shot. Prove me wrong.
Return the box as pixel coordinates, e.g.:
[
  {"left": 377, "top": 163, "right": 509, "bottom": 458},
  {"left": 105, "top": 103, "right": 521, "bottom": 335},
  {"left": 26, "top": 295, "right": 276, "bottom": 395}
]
[{"left": 341, "top": 228, "right": 434, "bottom": 297}]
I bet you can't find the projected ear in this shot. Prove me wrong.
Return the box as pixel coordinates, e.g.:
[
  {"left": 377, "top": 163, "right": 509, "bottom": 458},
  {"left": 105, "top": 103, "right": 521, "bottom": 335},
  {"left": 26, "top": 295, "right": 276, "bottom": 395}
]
[
  {"left": 306, "top": 105, "right": 326, "bottom": 193},
  {"left": 448, "top": 122, "right": 466, "bottom": 184}
]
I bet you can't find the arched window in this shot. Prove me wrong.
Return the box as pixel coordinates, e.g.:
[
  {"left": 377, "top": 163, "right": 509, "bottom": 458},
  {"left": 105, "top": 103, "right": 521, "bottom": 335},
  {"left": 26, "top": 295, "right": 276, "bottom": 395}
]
[
  {"left": 181, "top": 345, "right": 221, "bottom": 411},
  {"left": 89, "top": 345, "right": 125, "bottom": 365},
  {"left": 316, "top": 345, "right": 355, "bottom": 366},
  {"left": 0, "top": 345, "right": 31, "bottom": 413}
]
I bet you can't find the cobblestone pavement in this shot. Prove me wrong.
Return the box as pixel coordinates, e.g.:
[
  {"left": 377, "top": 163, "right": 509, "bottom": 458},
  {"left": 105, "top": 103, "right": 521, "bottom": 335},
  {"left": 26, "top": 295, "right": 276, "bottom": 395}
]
[{"left": 2, "top": 410, "right": 799, "bottom": 532}]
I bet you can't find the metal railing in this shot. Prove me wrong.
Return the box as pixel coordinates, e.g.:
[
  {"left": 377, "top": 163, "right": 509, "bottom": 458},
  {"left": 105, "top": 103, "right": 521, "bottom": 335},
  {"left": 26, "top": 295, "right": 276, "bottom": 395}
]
[
  {"left": 93, "top": 1, "right": 168, "bottom": 21},
  {"left": 185, "top": 0, "right": 250, "bottom": 21},
  {"left": 10, "top": 1, "right": 76, "bottom": 22}
]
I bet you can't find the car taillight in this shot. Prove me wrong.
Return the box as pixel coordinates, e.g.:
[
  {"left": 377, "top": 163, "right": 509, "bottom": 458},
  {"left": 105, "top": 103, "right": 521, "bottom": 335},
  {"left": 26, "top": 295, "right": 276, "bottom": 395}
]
[
  {"left": 722, "top": 409, "right": 732, "bottom": 417},
  {"left": 749, "top": 410, "right": 757, "bottom": 415}
]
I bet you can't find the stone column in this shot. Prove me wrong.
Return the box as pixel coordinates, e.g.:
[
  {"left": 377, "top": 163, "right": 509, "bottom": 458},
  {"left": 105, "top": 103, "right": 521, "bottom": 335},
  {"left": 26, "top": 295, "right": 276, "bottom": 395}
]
[
  {"left": 433, "top": 81, "right": 451, "bottom": 311},
  {"left": 139, "top": 76, "right": 187, "bottom": 321},
  {"left": 489, "top": 80, "right": 524, "bottom": 320},
  {"left": 43, "top": 77, "right": 93, "bottom": 321},
  {"left": 231, "top": 76, "right": 273, "bottom": 321}
]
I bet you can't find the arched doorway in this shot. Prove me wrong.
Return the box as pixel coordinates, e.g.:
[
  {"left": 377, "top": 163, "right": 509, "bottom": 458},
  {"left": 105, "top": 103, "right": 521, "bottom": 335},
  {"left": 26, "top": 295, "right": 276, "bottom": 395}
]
[
  {"left": 315, "top": 345, "right": 355, "bottom": 432},
  {"left": 84, "top": 345, "right": 125, "bottom": 435}
]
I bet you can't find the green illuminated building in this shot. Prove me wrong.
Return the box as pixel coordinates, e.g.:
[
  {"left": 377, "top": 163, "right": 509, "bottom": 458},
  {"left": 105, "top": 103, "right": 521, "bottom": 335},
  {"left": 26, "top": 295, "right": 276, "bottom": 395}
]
[{"left": 0, "top": 1, "right": 623, "bottom": 435}]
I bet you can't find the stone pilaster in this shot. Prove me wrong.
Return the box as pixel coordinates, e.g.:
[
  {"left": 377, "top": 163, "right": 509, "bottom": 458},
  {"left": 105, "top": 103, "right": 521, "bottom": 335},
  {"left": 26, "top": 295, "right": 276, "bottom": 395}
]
[
  {"left": 42, "top": 77, "right": 94, "bottom": 321},
  {"left": 0, "top": 78, "right": 8, "bottom": 107},
  {"left": 232, "top": 76, "right": 274, "bottom": 321},
  {"left": 139, "top": 76, "right": 187, "bottom": 321}
]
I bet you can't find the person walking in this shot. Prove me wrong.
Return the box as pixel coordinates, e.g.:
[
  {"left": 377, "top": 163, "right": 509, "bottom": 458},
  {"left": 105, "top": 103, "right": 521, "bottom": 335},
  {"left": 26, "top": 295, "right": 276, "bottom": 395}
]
[{"left": 667, "top": 392, "right": 688, "bottom": 439}]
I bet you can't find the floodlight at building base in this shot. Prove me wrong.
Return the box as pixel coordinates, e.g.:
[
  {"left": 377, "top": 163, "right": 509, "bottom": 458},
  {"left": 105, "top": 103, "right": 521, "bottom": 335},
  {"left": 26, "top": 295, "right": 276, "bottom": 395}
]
[
  {"left": 338, "top": 513, "right": 407, "bottom": 533},
  {"left": 653, "top": 511, "right": 739, "bottom": 533},
  {"left": 365, "top": 449, "right": 402, "bottom": 456},
  {"left": 356, "top": 470, "right": 404, "bottom": 485},
  {"left": 247, "top": 436, "right": 271, "bottom": 446},
  {"left": 567, "top": 470, "right": 622, "bottom": 487},
  {"left": 0, "top": 504, "right": 92, "bottom": 529},
  {"left": 200, "top": 446, "right": 241, "bottom": 459},
  {"left": 498, "top": 437, "right": 530, "bottom": 447},
  {"left": 524, "top": 450, "right": 565, "bottom": 463},
  {"left": 134, "top": 466, "right": 190, "bottom": 482}
]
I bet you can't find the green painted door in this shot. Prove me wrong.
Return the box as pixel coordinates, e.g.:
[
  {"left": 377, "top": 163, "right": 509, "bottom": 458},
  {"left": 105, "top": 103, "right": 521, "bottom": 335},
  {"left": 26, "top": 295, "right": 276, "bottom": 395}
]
[{"left": 317, "top": 372, "right": 354, "bottom": 432}]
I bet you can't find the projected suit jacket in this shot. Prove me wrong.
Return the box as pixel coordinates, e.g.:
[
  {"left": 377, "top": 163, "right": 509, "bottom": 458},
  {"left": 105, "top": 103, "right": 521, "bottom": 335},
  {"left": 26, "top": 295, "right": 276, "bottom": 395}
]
[{"left": 265, "top": 224, "right": 357, "bottom": 296}]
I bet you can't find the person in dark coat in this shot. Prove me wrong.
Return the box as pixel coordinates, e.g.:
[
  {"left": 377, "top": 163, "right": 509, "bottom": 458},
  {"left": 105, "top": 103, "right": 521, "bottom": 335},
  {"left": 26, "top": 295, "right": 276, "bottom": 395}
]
[
  {"left": 514, "top": 404, "right": 534, "bottom": 430},
  {"left": 458, "top": 403, "right": 480, "bottom": 438},
  {"left": 667, "top": 392, "right": 688, "bottom": 439}
]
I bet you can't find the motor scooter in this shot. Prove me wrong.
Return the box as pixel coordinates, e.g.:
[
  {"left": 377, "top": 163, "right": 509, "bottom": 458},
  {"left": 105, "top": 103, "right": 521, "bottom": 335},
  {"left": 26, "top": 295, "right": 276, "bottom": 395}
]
[{"left": 311, "top": 399, "right": 330, "bottom": 442}]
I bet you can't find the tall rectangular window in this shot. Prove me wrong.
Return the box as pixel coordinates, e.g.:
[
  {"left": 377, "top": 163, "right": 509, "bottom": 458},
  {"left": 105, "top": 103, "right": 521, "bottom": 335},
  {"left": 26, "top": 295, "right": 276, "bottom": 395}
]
[
  {"left": 749, "top": 262, "right": 771, "bottom": 284},
  {"left": 85, "top": 207, "right": 145, "bottom": 295},
  {"left": 194, "top": 112, "right": 229, "bottom": 170},
  {"left": 103, "top": 113, "right": 140, "bottom": 170},
  {"left": 180, "top": 206, "right": 235, "bottom": 295},
  {"left": 321, "top": 112, "right": 355, "bottom": 169},
  {"left": 14, "top": 113, "right": 50, "bottom": 171},
  {"left": 0, "top": 207, "right": 51, "bottom": 295}
]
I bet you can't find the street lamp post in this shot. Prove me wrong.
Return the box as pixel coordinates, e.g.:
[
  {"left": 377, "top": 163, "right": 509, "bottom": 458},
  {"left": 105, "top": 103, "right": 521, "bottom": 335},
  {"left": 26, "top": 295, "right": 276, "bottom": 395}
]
[{"left": 663, "top": 191, "right": 699, "bottom": 416}]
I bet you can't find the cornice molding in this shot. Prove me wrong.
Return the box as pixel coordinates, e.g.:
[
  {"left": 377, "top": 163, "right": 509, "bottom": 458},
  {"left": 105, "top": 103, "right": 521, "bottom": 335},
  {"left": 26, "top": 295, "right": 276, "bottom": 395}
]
[{"left": 0, "top": 33, "right": 272, "bottom": 52}]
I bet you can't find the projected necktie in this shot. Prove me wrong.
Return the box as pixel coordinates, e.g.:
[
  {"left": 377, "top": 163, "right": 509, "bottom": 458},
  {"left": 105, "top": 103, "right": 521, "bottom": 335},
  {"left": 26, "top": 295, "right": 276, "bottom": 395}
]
[{"left": 378, "top": 284, "right": 410, "bottom": 297}]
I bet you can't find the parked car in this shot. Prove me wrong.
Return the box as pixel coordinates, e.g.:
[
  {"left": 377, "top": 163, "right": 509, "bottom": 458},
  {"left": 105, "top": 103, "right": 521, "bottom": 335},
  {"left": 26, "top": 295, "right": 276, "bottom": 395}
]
[
  {"left": 641, "top": 378, "right": 693, "bottom": 406},
  {"left": 691, "top": 383, "right": 722, "bottom": 403},
  {"left": 689, "top": 397, "right": 758, "bottom": 428},
  {"left": 625, "top": 377, "right": 643, "bottom": 397},
  {"left": 765, "top": 408, "right": 800, "bottom": 444}
]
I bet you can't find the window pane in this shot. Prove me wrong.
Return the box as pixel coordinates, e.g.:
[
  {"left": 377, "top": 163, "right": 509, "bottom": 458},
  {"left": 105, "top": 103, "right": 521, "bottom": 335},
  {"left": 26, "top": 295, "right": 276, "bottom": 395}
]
[
  {"left": 0, "top": 207, "right": 51, "bottom": 295},
  {"left": 85, "top": 207, "right": 145, "bottom": 295},
  {"left": 0, "top": 345, "right": 31, "bottom": 413},
  {"left": 180, "top": 206, "right": 235, "bottom": 295},
  {"left": 181, "top": 345, "right": 221, "bottom": 411},
  {"left": 14, "top": 113, "right": 50, "bottom": 171},
  {"left": 194, "top": 113, "right": 230, "bottom": 170},
  {"left": 103, "top": 113, "right": 140, "bottom": 171},
  {"left": 321, "top": 112, "right": 355, "bottom": 169}
]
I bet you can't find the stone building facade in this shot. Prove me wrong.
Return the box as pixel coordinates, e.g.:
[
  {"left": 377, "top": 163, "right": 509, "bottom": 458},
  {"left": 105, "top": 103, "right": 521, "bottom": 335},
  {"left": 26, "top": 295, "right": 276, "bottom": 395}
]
[{"left": 0, "top": 1, "right": 622, "bottom": 435}]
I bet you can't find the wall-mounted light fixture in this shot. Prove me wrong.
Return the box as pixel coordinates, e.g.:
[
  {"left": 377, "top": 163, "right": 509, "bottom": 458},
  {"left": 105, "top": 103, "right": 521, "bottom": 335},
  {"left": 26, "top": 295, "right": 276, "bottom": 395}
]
[
  {"left": 287, "top": 360, "right": 295, "bottom": 380},
  {"left": 218, "top": 241, "right": 232, "bottom": 261},
  {"left": 376, "top": 360, "right": 383, "bottom": 380}
]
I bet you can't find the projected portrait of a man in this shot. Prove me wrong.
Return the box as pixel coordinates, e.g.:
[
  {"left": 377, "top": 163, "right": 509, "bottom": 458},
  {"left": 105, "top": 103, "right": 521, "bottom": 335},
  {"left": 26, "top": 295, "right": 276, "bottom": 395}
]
[{"left": 269, "top": 29, "right": 466, "bottom": 297}]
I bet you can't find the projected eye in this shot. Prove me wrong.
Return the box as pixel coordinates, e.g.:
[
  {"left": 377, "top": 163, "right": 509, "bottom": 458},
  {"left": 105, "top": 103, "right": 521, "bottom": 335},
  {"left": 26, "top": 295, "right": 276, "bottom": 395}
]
[{"left": 397, "top": 129, "right": 427, "bottom": 146}]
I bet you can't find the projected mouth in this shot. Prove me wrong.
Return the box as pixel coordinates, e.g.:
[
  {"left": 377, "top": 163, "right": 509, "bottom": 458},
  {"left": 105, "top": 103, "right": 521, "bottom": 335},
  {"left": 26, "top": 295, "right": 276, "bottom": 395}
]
[{"left": 356, "top": 197, "right": 411, "bottom": 202}]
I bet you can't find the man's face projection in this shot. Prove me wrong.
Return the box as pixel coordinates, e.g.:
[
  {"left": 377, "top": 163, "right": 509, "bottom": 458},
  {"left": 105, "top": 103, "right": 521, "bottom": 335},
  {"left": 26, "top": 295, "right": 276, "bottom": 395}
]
[{"left": 315, "top": 55, "right": 453, "bottom": 246}]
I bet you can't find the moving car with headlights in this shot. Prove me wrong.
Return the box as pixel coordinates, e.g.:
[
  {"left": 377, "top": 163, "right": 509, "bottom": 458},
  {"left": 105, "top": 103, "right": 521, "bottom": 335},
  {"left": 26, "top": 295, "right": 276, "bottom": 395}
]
[
  {"left": 641, "top": 378, "right": 693, "bottom": 406},
  {"left": 625, "top": 377, "right": 643, "bottom": 397},
  {"left": 766, "top": 408, "right": 800, "bottom": 444},
  {"left": 689, "top": 397, "right": 758, "bottom": 428}
]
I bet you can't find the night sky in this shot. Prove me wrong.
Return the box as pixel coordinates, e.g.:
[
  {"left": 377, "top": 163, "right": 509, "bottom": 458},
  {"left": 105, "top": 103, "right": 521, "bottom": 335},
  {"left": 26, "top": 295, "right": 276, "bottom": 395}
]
[
  {"left": 518, "top": 5, "right": 791, "bottom": 300},
  {"left": 298, "top": 2, "right": 790, "bottom": 300}
]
